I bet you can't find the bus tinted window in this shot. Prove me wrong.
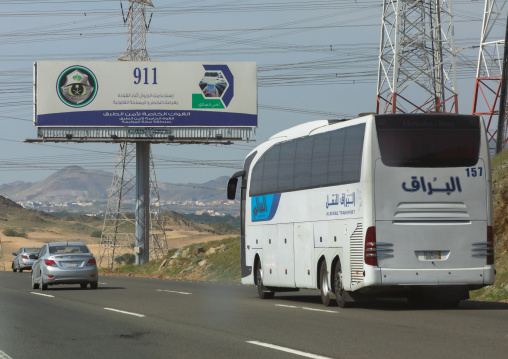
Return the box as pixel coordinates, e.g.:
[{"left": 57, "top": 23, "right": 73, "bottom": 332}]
[
  {"left": 311, "top": 133, "right": 331, "bottom": 187},
  {"left": 263, "top": 144, "right": 280, "bottom": 193},
  {"left": 343, "top": 125, "right": 365, "bottom": 182},
  {"left": 278, "top": 140, "right": 296, "bottom": 192},
  {"left": 294, "top": 137, "right": 314, "bottom": 189},
  {"left": 328, "top": 128, "right": 346, "bottom": 183},
  {"left": 249, "top": 123, "right": 366, "bottom": 196},
  {"left": 250, "top": 156, "right": 264, "bottom": 195},
  {"left": 376, "top": 115, "right": 480, "bottom": 168}
]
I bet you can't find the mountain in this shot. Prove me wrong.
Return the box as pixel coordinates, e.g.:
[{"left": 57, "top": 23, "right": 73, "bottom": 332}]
[
  {"left": 0, "top": 166, "right": 231, "bottom": 204},
  {"left": 0, "top": 166, "right": 112, "bottom": 203},
  {"left": 158, "top": 176, "right": 229, "bottom": 202}
]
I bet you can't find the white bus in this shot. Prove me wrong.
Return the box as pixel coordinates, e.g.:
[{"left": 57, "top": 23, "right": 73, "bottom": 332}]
[{"left": 227, "top": 113, "right": 494, "bottom": 307}]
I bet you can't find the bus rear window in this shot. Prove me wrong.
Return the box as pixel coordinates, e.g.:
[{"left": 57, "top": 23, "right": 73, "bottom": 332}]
[{"left": 376, "top": 115, "right": 480, "bottom": 168}]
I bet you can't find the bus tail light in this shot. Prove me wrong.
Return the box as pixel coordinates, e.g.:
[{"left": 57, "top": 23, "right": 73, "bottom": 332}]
[
  {"left": 365, "top": 226, "right": 377, "bottom": 266},
  {"left": 487, "top": 226, "right": 494, "bottom": 265}
]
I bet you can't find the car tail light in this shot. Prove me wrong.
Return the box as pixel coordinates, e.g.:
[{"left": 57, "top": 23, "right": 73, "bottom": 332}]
[
  {"left": 44, "top": 259, "right": 57, "bottom": 267},
  {"left": 47, "top": 275, "right": 55, "bottom": 278},
  {"left": 487, "top": 226, "right": 494, "bottom": 265},
  {"left": 364, "top": 226, "right": 377, "bottom": 266},
  {"left": 86, "top": 258, "right": 97, "bottom": 266},
  {"left": 21, "top": 255, "right": 29, "bottom": 259}
]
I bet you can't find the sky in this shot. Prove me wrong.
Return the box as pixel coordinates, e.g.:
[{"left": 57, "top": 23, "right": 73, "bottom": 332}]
[{"left": 0, "top": 0, "right": 502, "bottom": 188}]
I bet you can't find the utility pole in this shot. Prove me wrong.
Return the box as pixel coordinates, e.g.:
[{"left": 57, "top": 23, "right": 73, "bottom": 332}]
[{"left": 376, "top": 0, "right": 458, "bottom": 114}]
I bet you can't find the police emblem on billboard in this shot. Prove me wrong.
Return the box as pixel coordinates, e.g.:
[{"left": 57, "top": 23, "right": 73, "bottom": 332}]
[{"left": 57, "top": 66, "right": 97, "bottom": 107}]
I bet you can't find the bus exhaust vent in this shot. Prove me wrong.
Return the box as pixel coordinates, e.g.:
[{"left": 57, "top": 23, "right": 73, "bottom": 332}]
[{"left": 350, "top": 223, "right": 364, "bottom": 286}]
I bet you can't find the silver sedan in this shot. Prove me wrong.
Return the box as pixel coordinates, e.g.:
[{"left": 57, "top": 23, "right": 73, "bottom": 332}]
[
  {"left": 31, "top": 242, "right": 99, "bottom": 290},
  {"left": 12, "top": 247, "right": 41, "bottom": 272}
]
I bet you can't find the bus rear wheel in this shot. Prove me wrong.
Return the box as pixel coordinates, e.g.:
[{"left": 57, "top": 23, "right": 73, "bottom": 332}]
[
  {"left": 333, "top": 260, "right": 349, "bottom": 308},
  {"left": 255, "top": 260, "right": 274, "bottom": 299},
  {"left": 320, "top": 260, "right": 334, "bottom": 307}
]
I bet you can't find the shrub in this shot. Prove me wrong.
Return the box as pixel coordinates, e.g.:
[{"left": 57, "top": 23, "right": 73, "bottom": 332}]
[
  {"left": 114, "top": 253, "right": 135, "bottom": 264},
  {"left": 3, "top": 228, "right": 28, "bottom": 238},
  {"left": 90, "top": 229, "right": 102, "bottom": 238}
]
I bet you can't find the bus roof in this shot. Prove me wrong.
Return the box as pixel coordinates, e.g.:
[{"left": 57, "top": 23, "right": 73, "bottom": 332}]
[{"left": 268, "top": 114, "right": 375, "bottom": 142}]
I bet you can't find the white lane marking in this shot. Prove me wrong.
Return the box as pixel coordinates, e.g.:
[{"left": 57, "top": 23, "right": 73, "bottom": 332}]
[
  {"left": 301, "top": 307, "right": 338, "bottom": 314},
  {"left": 275, "top": 304, "right": 338, "bottom": 314},
  {"left": 247, "top": 341, "right": 333, "bottom": 359},
  {"left": 276, "top": 304, "right": 299, "bottom": 309},
  {"left": 157, "top": 289, "right": 192, "bottom": 295},
  {"left": 0, "top": 350, "right": 13, "bottom": 359},
  {"left": 104, "top": 308, "right": 145, "bottom": 318},
  {"left": 30, "top": 292, "right": 55, "bottom": 298},
  {"left": 98, "top": 282, "right": 107, "bottom": 285}
]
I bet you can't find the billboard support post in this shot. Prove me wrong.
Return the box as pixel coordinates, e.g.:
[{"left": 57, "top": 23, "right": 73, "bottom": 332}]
[{"left": 135, "top": 142, "right": 150, "bottom": 265}]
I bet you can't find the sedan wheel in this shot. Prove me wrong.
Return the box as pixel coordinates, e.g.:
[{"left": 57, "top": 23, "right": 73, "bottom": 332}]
[
  {"left": 40, "top": 272, "right": 48, "bottom": 291},
  {"left": 31, "top": 272, "right": 39, "bottom": 290}
]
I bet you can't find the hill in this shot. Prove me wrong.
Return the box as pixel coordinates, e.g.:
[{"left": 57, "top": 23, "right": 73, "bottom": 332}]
[
  {"left": 0, "top": 193, "right": 54, "bottom": 223},
  {"left": 0, "top": 166, "right": 231, "bottom": 204},
  {"left": 0, "top": 166, "right": 111, "bottom": 202},
  {"left": 0, "top": 195, "right": 238, "bottom": 271},
  {"left": 471, "top": 151, "right": 508, "bottom": 301}
]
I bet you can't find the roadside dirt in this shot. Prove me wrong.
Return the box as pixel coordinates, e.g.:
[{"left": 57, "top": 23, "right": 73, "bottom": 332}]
[{"left": 0, "top": 229, "right": 231, "bottom": 271}]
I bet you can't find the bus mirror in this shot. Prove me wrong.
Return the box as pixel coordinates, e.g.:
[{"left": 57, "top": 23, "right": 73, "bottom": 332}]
[{"left": 227, "top": 177, "right": 238, "bottom": 200}]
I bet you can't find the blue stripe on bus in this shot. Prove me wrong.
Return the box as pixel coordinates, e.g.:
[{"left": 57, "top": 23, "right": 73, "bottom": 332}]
[{"left": 251, "top": 193, "right": 281, "bottom": 222}]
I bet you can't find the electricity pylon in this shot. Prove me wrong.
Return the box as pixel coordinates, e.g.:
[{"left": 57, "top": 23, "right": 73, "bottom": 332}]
[
  {"left": 472, "top": 0, "right": 508, "bottom": 151},
  {"left": 98, "top": 0, "right": 167, "bottom": 268},
  {"left": 119, "top": 0, "right": 154, "bottom": 61},
  {"left": 376, "top": 0, "right": 458, "bottom": 114}
]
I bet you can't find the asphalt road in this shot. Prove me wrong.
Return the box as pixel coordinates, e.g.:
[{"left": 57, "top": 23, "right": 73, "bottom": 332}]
[{"left": 1, "top": 271, "right": 507, "bottom": 359}]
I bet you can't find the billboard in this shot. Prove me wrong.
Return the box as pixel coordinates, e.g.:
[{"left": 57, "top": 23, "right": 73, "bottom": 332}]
[{"left": 34, "top": 61, "right": 257, "bottom": 129}]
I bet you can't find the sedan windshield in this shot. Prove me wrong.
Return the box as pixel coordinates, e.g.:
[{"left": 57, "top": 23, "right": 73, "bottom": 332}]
[{"left": 24, "top": 247, "right": 41, "bottom": 253}]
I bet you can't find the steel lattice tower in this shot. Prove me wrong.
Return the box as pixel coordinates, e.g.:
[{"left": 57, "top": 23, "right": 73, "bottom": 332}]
[
  {"left": 119, "top": 0, "right": 153, "bottom": 61},
  {"left": 376, "top": 0, "right": 458, "bottom": 114},
  {"left": 98, "top": 0, "right": 167, "bottom": 268},
  {"left": 472, "top": 0, "right": 508, "bottom": 151}
]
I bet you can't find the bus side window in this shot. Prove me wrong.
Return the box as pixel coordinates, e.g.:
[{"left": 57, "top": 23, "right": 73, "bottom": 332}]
[
  {"left": 278, "top": 141, "right": 296, "bottom": 192},
  {"left": 294, "top": 136, "right": 314, "bottom": 190},
  {"left": 311, "top": 132, "right": 331, "bottom": 187}
]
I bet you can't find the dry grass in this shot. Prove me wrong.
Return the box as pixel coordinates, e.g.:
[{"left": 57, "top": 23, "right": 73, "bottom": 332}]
[{"left": 0, "top": 227, "right": 233, "bottom": 271}]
